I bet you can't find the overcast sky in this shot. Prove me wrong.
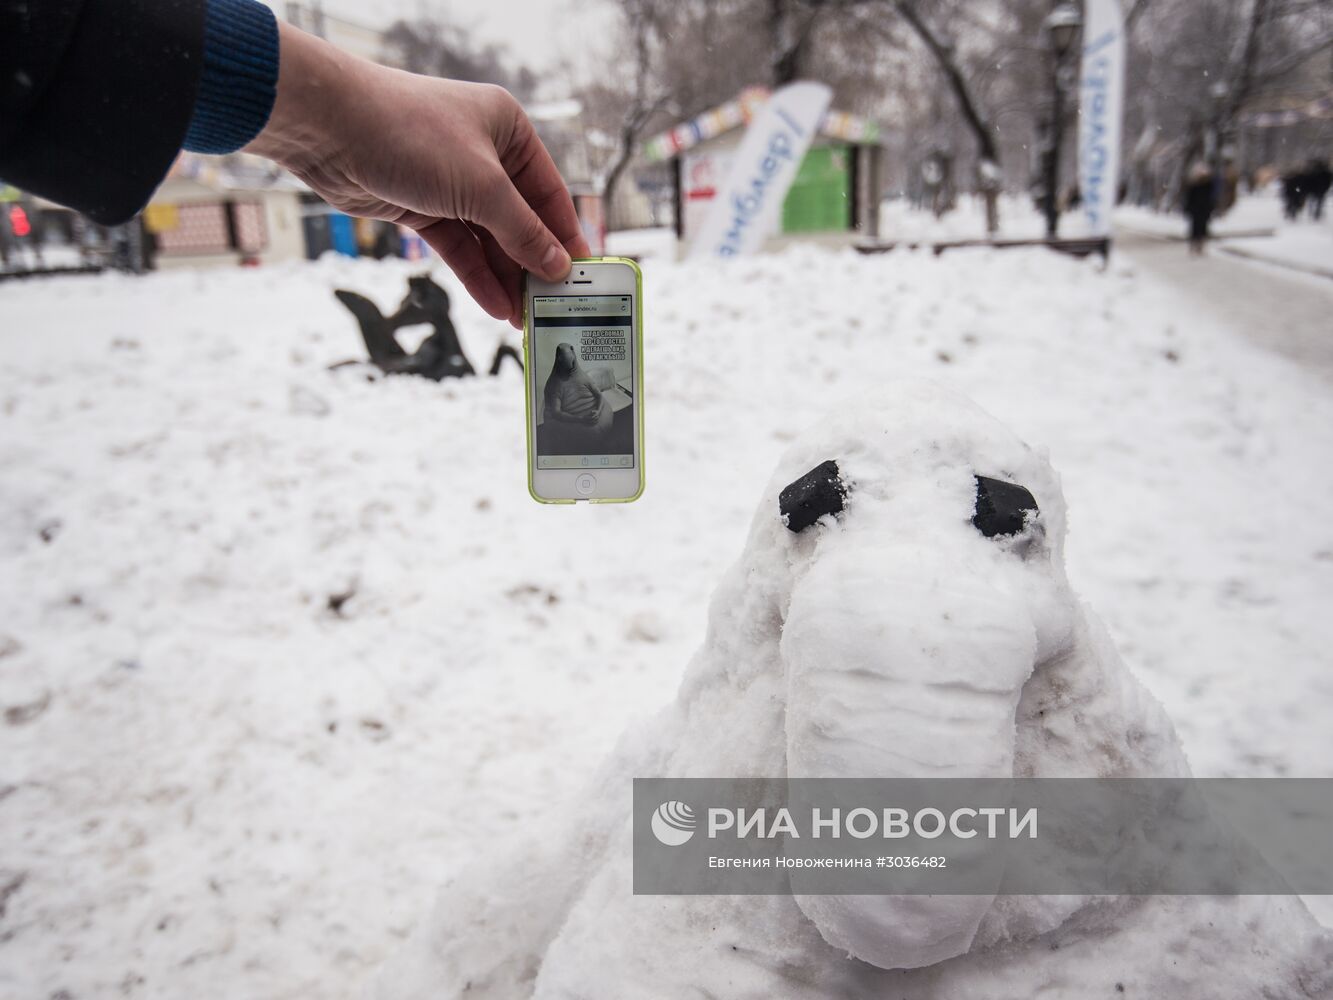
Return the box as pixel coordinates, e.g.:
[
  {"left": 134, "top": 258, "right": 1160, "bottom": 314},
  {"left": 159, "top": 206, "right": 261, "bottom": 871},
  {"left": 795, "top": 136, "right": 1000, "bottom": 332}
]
[{"left": 266, "top": 0, "right": 619, "bottom": 80}]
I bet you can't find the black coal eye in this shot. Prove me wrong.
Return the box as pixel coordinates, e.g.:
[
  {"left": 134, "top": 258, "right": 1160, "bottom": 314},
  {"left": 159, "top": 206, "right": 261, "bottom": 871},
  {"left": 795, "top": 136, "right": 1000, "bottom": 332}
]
[
  {"left": 973, "top": 476, "right": 1039, "bottom": 538},
  {"left": 780, "top": 460, "right": 847, "bottom": 533}
]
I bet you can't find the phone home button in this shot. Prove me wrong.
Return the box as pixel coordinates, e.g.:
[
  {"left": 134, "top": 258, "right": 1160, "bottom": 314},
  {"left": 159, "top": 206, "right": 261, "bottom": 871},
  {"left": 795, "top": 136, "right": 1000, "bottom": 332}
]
[{"left": 575, "top": 473, "right": 597, "bottom": 496}]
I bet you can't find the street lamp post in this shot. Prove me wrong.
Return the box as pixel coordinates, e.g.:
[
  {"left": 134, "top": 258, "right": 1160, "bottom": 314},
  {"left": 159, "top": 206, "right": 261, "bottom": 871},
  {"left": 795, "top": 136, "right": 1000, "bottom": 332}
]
[
  {"left": 1207, "top": 79, "right": 1229, "bottom": 173},
  {"left": 1042, "top": 2, "right": 1082, "bottom": 240}
]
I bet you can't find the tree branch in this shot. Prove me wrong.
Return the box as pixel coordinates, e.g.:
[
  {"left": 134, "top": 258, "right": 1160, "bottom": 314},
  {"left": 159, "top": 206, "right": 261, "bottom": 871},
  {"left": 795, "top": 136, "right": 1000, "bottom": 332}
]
[
  {"left": 1226, "top": 0, "right": 1272, "bottom": 119},
  {"left": 891, "top": 0, "right": 998, "bottom": 163},
  {"left": 1253, "top": 31, "right": 1333, "bottom": 85}
]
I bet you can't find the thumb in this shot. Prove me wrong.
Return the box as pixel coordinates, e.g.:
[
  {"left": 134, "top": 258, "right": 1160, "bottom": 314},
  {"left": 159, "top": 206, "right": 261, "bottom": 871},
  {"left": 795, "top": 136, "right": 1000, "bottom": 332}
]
[{"left": 474, "top": 175, "right": 573, "bottom": 282}]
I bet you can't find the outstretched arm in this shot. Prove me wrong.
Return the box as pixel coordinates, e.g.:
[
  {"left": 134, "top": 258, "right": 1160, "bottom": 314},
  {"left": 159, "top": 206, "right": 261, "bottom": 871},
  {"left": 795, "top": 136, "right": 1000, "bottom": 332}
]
[
  {"left": 246, "top": 20, "right": 590, "bottom": 326},
  {"left": 0, "top": 0, "right": 588, "bottom": 326}
]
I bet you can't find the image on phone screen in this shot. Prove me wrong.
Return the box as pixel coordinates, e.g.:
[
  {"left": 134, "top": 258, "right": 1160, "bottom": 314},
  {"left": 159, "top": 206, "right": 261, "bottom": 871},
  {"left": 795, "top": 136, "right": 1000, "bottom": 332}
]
[{"left": 531, "top": 294, "right": 636, "bottom": 471}]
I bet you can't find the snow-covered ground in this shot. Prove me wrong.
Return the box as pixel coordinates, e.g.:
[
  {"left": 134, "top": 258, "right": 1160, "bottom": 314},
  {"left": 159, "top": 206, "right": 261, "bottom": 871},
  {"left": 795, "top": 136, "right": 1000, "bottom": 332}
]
[
  {"left": 0, "top": 244, "right": 88, "bottom": 275},
  {"left": 1119, "top": 188, "right": 1333, "bottom": 277},
  {"left": 874, "top": 188, "right": 1333, "bottom": 281},
  {"left": 1220, "top": 225, "right": 1333, "bottom": 278},
  {"left": 604, "top": 226, "right": 677, "bottom": 261},
  {"left": 1116, "top": 189, "right": 1287, "bottom": 239},
  {"left": 2, "top": 243, "right": 1332, "bottom": 998},
  {"left": 879, "top": 193, "right": 1092, "bottom": 242}
]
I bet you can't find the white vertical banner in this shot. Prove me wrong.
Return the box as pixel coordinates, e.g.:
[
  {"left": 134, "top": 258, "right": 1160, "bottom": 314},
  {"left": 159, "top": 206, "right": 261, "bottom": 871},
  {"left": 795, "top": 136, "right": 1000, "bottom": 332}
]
[
  {"left": 1078, "top": 0, "right": 1126, "bottom": 238},
  {"left": 689, "top": 81, "right": 833, "bottom": 260}
]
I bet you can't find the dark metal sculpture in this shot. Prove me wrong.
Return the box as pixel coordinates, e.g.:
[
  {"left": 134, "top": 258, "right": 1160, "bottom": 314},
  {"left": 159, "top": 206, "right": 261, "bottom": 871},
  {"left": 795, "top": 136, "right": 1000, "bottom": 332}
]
[{"left": 334, "top": 275, "right": 521, "bottom": 381}]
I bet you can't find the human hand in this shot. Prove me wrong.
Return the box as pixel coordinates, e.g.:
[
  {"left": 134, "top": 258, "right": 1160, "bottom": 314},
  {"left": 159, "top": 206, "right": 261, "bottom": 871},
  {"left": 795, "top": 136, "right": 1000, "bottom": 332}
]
[{"left": 246, "top": 23, "right": 591, "bottom": 327}]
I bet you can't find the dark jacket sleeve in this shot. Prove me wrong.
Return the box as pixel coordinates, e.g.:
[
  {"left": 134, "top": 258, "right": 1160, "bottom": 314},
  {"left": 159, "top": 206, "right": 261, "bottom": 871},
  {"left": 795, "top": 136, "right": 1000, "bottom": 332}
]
[{"left": 0, "top": 0, "right": 207, "bottom": 225}]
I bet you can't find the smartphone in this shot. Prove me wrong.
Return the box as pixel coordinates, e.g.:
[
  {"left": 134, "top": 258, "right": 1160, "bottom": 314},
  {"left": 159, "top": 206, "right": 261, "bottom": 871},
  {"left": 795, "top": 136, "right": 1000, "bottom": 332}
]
[{"left": 523, "top": 257, "right": 645, "bottom": 503}]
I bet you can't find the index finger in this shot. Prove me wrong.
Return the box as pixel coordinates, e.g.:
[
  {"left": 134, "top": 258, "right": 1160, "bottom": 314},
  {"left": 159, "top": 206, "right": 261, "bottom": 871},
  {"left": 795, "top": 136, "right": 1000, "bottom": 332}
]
[{"left": 501, "top": 115, "right": 593, "bottom": 260}]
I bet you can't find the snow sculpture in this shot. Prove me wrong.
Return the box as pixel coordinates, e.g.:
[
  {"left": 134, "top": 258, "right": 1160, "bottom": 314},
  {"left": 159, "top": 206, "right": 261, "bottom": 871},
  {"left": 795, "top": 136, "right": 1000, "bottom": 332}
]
[{"left": 377, "top": 380, "right": 1332, "bottom": 1000}]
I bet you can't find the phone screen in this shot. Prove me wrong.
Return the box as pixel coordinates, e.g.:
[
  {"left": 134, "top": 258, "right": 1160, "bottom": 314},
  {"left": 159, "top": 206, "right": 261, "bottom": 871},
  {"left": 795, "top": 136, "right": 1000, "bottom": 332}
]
[{"left": 531, "top": 294, "right": 636, "bottom": 471}]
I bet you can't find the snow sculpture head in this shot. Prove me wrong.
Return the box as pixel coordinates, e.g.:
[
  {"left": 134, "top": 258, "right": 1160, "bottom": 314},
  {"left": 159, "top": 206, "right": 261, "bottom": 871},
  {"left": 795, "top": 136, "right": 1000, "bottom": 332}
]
[
  {"left": 679, "top": 379, "right": 1158, "bottom": 969},
  {"left": 692, "top": 378, "right": 1078, "bottom": 733},
  {"left": 770, "top": 377, "right": 1076, "bottom": 701}
]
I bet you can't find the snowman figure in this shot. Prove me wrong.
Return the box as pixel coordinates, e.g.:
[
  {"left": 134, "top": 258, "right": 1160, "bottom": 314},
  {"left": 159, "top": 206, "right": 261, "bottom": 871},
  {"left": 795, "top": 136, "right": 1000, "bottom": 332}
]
[{"left": 378, "top": 381, "right": 1331, "bottom": 999}]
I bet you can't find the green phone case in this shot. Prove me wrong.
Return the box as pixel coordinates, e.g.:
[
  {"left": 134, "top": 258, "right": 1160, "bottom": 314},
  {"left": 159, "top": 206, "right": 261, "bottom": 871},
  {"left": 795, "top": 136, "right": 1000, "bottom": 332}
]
[{"left": 523, "top": 257, "right": 645, "bottom": 504}]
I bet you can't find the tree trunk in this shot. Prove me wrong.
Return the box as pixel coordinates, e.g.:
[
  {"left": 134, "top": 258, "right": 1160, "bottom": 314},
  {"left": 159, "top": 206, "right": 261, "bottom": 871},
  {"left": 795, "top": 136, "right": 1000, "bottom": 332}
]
[
  {"left": 771, "top": 0, "right": 824, "bottom": 86},
  {"left": 893, "top": 0, "right": 1001, "bottom": 235},
  {"left": 603, "top": 124, "right": 638, "bottom": 232},
  {"left": 1227, "top": 0, "right": 1272, "bottom": 125},
  {"left": 1125, "top": 0, "right": 1152, "bottom": 31},
  {"left": 603, "top": 2, "right": 659, "bottom": 233},
  {"left": 603, "top": 92, "right": 672, "bottom": 232}
]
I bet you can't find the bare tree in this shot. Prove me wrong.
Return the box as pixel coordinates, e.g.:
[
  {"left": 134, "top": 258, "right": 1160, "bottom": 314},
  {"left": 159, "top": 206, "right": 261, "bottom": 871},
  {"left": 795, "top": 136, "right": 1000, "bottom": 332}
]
[
  {"left": 584, "top": 0, "right": 1332, "bottom": 234},
  {"left": 770, "top": 0, "right": 830, "bottom": 84},
  {"left": 1225, "top": 0, "right": 1275, "bottom": 129},
  {"left": 890, "top": 0, "right": 1004, "bottom": 233},
  {"left": 581, "top": 0, "right": 901, "bottom": 230},
  {"left": 601, "top": 1, "right": 675, "bottom": 229},
  {"left": 381, "top": 16, "right": 536, "bottom": 100},
  {"left": 1125, "top": 0, "right": 1332, "bottom": 203}
]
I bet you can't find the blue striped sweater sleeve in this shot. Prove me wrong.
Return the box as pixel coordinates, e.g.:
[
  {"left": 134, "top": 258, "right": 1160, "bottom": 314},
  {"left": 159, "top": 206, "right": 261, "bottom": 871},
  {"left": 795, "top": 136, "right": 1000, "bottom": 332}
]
[{"left": 183, "top": 0, "right": 279, "bottom": 155}]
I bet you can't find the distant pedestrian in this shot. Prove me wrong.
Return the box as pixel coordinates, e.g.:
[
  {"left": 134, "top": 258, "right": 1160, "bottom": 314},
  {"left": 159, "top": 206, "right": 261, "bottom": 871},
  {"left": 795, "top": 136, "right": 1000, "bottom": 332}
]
[
  {"left": 1183, "top": 163, "right": 1216, "bottom": 256},
  {"left": 1281, "top": 170, "right": 1307, "bottom": 222},
  {"left": 1305, "top": 158, "right": 1331, "bottom": 222}
]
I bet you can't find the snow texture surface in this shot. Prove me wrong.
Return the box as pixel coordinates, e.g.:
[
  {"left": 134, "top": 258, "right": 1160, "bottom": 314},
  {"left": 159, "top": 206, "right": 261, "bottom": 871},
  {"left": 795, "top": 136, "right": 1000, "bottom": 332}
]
[
  {"left": 375, "top": 381, "right": 1331, "bottom": 999},
  {"left": 2, "top": 241, "right": 1332, "bottom": 998}
]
